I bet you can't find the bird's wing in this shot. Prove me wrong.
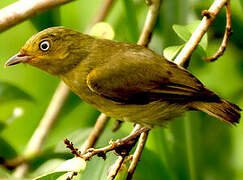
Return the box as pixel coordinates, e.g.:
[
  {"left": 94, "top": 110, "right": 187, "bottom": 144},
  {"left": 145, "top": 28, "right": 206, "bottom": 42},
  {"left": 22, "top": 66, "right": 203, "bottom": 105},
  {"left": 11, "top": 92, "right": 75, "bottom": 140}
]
[{"left": 86, "top": 55, "right": 215, "bottom": 105}]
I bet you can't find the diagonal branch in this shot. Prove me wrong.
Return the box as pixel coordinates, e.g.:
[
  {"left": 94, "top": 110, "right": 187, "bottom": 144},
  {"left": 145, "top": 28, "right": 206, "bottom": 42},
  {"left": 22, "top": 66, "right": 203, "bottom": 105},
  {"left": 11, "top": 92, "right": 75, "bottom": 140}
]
[
  {"left": 174, "top": 0, "right": 228, "bottom": 67},
  {"left": 126, "top": 128, "right": 149, "bottom": 180},
  {"left": 25, "top": 81, "right": 69, "bottom": 157},
  {"left": 64, "top": 126, "right": 143, "bottom": 161},
  {"left": 107, "top": 156, "right": 126, "bottom": 180},
  {"left": 137, "top": 0, "right": 161, "bottom": 47},
  {"left": 81, "top": 113, "right": 109, "bottom": 153},
  {"left": 0, "top": 0, "right": 74, "bottom": 32}
]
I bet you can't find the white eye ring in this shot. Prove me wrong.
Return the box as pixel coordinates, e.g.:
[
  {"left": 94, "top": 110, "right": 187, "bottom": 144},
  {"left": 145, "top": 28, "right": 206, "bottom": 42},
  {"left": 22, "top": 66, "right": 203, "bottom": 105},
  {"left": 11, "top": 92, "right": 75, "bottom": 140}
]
[{"left": 39, "top": 40, "right": 50, "bottom": 51}]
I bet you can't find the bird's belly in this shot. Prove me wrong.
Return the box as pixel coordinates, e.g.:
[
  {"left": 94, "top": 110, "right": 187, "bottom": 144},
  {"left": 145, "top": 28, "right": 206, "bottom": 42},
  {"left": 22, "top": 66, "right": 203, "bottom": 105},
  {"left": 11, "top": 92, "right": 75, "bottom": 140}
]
[
  {"left": 61, "top": 76, "right": 187, "bottom": 126},
  {"left": 84, "top": 95, "right": 188, "bottom": 126}
]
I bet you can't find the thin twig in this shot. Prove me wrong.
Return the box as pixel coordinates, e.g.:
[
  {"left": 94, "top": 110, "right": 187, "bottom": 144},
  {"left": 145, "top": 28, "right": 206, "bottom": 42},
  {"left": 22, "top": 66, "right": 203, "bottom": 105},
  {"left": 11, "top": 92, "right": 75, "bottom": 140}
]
[
  {"left": 174, "top": 0, "right": 228, "bottom": 66},
  {"left": 126, "top": 130, "right": 149, "bottom": 180},
  {"left": 81, "top": 114, "right": 109, "bottom": 153},
  {"left": 81, "top": 125, "right": 148, "bottom": 160},
  {"left": 204, "top": 0, "right": 232, "bottom": 62},
  {"left": 64, "top": 138, "right": 81, "bottom": 157},
  {"left": 0, "top": 0, "right": 74, "bottom": 32},
  {"left": 112, "top": 120, "right": 123, "bottom": 132},
  {"left": 25, "top": 82, "right": 69, "bottom": 157},
  {"left": 65, "top": 132, "right": 139, "bottom": 161},
  {"left": 13, "top": 81, "right": 69, "bottom": 177},
  {"left": 12, "top": 162, "right": 29, "bottom": 178},
  {"left": 107, "top": 156, "right": 125, "bottom": 180},
  {"left": 137, "top": 0, "right": 161, "bottom": 47}
]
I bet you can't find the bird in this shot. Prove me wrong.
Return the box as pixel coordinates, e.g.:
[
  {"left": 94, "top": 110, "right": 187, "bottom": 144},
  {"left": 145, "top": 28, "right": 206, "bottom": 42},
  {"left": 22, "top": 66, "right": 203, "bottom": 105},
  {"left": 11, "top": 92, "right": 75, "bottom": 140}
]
[{"left": 5, "top": 27, "right": 241, "bottom": 129}]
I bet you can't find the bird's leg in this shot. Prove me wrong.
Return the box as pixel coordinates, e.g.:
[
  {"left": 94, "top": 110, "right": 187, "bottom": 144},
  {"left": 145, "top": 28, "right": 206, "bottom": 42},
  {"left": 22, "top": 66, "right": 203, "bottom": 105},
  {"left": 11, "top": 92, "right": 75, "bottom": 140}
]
[
  {"left": 64, "top": 125, "right": 150, "bottom": 160},
  {"left": 112, "top": 120, "right": 123, "bottom": 132},
  {"left": 116, "top": 125, "right": 150, "bottom": 145},
  {"left": 112, "top": 125, "right": 150, "bottom": 157}
]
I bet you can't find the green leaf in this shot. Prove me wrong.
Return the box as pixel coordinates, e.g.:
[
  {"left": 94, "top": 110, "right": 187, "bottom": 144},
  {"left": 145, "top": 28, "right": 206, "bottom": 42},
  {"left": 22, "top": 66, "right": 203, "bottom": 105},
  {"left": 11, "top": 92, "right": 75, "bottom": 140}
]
[
  {"left": 81, "top": 155, "right": 118, "bottom": 180},
  {"left": 31, "top": 159, "right": 65, "bottom": 178},
  {"left": 33, "top": 158, "right": 85, "bottom": 180},
  {"left": 163, "top": 45, "right": 184, "bottom": 61},
  {"left": 172, "top": 24, "right": 191, "bottom": 42},
  {"left": 172, "top": 21, "right": 208, "bottom": 57},
  {"left": 32, "top": 158, "right": 82, "bottom": 179},
  {"left": 186, "top": 20, "right": 208, "bottom": 51},
  {"left": 33, "top": 171, "right": 69, "bottom": 180},
  {"left": 195, "top": 45, "right": 207, "bottom": 57},
  {"left": 56, "top": 157, "right": 86, "bottom": 173},
  {"left": 0, "top": 82, "right": 33, "bottom": 104}
]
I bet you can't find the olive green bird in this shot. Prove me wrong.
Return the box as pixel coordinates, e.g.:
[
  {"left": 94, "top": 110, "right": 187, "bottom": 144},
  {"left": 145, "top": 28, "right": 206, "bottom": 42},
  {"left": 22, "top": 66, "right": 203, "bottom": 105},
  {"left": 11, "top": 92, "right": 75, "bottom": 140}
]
[{"left": 5, "top": 27, "right": 241, "bottom": 127}]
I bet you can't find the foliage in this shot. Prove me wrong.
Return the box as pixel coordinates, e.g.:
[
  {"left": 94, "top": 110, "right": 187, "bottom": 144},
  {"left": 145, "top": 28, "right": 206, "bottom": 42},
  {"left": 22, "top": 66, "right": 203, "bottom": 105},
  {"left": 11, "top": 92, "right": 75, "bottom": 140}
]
[{"left": 0, "top": 0, "right": 242, "bottom": 179}]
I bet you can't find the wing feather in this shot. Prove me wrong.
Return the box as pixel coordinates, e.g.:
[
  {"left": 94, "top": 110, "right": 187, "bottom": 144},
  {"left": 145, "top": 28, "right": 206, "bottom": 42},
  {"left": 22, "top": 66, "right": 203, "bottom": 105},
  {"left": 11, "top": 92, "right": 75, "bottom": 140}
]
[{"left": 86, "top": 54, "right": 215, "bottom": 105}]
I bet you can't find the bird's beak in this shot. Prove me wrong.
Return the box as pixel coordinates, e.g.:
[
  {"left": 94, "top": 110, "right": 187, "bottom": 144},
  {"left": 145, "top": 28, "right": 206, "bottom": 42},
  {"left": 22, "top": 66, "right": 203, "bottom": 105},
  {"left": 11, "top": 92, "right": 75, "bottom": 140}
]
[{"left": 4, "top": 53, "right": 31, "bottom": 67}]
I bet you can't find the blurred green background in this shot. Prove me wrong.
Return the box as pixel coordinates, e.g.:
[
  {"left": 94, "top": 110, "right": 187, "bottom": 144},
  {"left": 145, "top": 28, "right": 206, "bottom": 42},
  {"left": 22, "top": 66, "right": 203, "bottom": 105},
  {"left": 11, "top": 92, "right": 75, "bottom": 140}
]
[{"left": 0, "top": 0, "right": 242, "bottom": 179}]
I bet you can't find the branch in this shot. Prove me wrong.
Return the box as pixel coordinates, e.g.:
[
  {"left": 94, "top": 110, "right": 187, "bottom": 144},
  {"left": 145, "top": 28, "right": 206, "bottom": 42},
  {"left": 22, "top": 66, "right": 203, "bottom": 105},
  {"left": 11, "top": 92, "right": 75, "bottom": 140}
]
[
  {"left": 0, "top": 0, "right": 74, "bottom": 32},
  {"left": 25, "top": 82, "right": 69, "bottom": 157},
  {"left": 126, "top": 128, "right": 149, "bottom": 180},
  {"left": 137, "top": 0, "right": 161, "bottom": 47},
  {"left": 14, "top": 82, "right": 69, "bottom": 178},
  {"left": 64, "top": 127, "right": 143, "bottom": 160},
  {"left": 112, "top": 120, "right": 123, "bottom": 132},
  {"left": 81, "top": 113, "right": 109, "bottom": 153},
  {"left": 204, "top": 0, "right": 232, "bottom": 62},
  {"left": 174, "top": 0, "right": 228, "bottom": 66},
  {"left": 107, "top": 156, "right": 125, "bottom": 180}
]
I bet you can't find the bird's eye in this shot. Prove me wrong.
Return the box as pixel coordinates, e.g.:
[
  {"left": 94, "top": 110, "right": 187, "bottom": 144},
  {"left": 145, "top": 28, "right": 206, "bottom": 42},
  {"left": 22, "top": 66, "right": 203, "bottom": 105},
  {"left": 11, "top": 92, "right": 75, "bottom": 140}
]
[{"left": 39, "top": 40, "right": 50, "bottom": 51}]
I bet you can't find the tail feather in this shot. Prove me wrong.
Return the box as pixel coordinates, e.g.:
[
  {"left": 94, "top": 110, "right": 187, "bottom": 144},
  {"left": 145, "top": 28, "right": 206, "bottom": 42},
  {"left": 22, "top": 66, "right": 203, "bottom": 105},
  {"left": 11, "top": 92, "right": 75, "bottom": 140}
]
[{"left": 191, "top": 98, "right": 241, "bottom": 125}]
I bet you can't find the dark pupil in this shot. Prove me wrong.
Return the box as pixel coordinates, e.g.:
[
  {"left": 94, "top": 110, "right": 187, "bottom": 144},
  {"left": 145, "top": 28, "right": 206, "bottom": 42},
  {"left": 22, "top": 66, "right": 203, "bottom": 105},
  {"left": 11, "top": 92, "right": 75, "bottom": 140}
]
[{"left": 41, "top": 43, "right": 48, "bottom": 50}]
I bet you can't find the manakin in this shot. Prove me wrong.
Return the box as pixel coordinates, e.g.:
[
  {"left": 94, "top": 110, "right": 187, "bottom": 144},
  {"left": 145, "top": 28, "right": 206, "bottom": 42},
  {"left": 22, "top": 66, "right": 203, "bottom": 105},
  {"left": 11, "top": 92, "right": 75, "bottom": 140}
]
[{"left": 5, "top": 27, "right": 241, "bottom": 127}]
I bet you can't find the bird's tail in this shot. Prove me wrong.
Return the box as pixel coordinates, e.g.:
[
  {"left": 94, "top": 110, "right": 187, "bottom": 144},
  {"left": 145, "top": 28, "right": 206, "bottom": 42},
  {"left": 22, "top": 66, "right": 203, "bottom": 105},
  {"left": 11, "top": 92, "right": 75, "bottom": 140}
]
[{"left": 191, "top": 98, "right": 241, "bottom": 125}]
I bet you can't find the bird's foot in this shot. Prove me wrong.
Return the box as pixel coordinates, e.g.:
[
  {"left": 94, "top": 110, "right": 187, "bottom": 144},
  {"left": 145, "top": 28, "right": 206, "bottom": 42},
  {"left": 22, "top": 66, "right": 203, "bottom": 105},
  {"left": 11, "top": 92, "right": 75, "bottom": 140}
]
[
  {"left": 116, "top": 126, "right": 150, "bottom": 145},
  {"left": 64, "top": 125, "right": 150, "bottom": 160}
]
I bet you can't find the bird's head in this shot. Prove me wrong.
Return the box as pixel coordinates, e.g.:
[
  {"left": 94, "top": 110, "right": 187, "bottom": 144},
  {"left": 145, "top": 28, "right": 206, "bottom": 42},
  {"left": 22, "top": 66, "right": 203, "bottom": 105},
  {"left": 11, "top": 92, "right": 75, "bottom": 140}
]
[{"left": 5, "top": 27, "right": 91, "bottom": 75}]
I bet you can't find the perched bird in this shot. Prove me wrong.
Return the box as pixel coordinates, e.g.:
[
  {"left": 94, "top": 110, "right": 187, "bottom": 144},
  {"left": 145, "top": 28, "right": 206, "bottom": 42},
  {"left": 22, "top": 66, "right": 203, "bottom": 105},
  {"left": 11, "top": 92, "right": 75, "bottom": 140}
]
[{"left": 5, "top": 27, "right": 241, "bottom": 128}]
